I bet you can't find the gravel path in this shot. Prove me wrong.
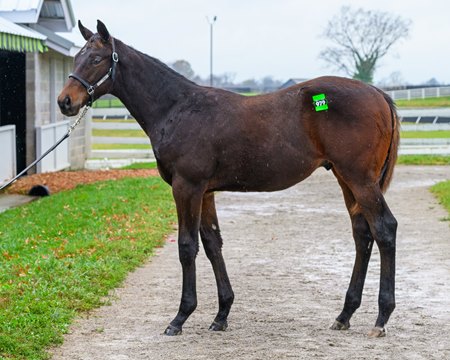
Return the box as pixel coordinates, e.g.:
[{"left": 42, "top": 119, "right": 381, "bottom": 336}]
[{"left": 51, "top": 166, "right": 450, "bottom": 360}]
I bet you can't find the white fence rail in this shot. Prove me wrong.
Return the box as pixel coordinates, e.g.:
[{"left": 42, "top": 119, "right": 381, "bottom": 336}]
[
  {"left": 0, "top": 125, "right": 16, "bottom": 185},
  {"left": 386, "top": 86, "right": 450, "bottom": 101},
  {"left": 92, "top": 107, "right": 132, "bottom": 119},
  {"left": 36, "top": 121, "right": 71, "bottom": 173}
]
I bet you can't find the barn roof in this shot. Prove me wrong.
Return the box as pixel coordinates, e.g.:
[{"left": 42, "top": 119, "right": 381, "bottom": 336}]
[
  {"left": 0, "top": 0, "right": 75, "bottom": 32},
  {"left": 0, "top": 0, "right": 78, "bottom": 54}
]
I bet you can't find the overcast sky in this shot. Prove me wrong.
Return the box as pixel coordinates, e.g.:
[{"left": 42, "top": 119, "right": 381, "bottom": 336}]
[{"left": 65, "top": 0, "right": 450, "bottom": 85}]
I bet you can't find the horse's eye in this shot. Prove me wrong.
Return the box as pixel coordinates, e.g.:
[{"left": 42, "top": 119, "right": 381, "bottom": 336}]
[{"left": 93, "top": 56, "right": 102, "bottom": 65}]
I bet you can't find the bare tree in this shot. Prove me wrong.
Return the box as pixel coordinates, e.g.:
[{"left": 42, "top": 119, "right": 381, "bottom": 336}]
[
  {"left": 170, "top": 59, "right": 195, "bottom": 80},
  {"left": 319, "top": 6, "right": 411, "bottom": 83}
]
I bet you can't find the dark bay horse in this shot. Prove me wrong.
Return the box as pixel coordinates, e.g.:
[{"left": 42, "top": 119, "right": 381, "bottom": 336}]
[{"left": 58, "top": 20, "right": 399, "bottom": 338}]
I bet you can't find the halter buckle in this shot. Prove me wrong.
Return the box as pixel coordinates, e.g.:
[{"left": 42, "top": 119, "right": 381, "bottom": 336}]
[{"left": 112, "top": 52, "right": 119, "bottom": 63}]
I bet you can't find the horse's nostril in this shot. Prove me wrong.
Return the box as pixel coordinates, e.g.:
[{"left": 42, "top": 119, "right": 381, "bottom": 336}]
[{"left": 58, "top": 95, "right": 72, "bottom": 112}]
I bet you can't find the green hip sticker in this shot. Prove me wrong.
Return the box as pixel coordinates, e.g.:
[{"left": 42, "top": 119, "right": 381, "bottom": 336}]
[{"left": 312, "top": 93, "right": 328, "bottom": 111}]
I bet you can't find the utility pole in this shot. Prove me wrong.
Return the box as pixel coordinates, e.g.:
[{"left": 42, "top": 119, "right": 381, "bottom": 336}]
[{"left": 207, "top": 16, "right": 217, "bottom": 87}]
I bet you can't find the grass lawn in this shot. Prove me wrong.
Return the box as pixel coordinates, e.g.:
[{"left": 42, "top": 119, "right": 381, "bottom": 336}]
[
  {"left": 431, "top": 180, "right": 450, "bottom": 222},
  {"left": 0, "top": 177, "right": 176, "bottom": 360},
  {"left": 395, "top": 96, "right": 450, "bottom": 108}
]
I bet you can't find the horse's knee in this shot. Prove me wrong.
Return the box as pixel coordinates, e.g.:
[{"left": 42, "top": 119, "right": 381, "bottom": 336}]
[{"left": 178, "top": 238, "right": 198, "bottom": 265}]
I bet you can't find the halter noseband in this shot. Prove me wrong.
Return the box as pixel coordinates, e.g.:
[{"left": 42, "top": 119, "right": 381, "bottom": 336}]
[{"left": 68, "top": 37, "right": 119, "bottom": 106}]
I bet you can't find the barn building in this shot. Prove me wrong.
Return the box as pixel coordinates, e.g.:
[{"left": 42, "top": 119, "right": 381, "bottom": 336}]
[{"left": 0, "top": 0, "right": 88, "bottom": 186}]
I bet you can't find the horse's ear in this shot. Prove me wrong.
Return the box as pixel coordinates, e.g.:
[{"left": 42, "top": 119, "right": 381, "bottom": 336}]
[
  {"left": 78, "top": 20, "right": 93, "bottom": 41},
  {"left": 97, "top": 20, "right": 110, "bottom": 42}
]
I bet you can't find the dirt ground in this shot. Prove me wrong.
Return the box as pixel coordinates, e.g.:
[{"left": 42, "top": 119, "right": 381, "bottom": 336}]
[{"left": 51, "top": 165, "right": 450, "bottom": 360}]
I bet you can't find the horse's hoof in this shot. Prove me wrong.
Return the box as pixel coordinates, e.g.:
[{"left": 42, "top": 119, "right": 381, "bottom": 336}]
[
  {"left": 163, "top": 324, "right": 182, "bottom": 336},
  {"left": 209, "top": 320, "right": 228, "bottom": 331},
  {"left": 330, "top": 320, "right": 350, "bottom": 330},
  {"left": 368, "top": 326, "right": 386, "bottom": 338}
]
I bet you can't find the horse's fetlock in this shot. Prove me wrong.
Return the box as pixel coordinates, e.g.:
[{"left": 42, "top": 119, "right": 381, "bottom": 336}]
[
  {"left": 181, "top": 298, "right": 197, "bottom": 315},
  {"left": 178, "top": 242, "right": 198, "bottom": 265},
  {"left": 219, "top": 291, "right": 234, "bottom": 308},
  {"left": 379, "top": 294, "right": 396, "bottom": 315},
  {"left": 345, "top": 292, "right": 362, "bottom": 312}
]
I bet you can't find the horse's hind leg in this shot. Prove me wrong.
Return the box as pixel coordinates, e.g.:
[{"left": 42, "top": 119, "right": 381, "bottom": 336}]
[
  {"left": 200, "top": 192, "right": 234, "bottom": 331},
  {"left": 334, "top": 174, "right": 397, "bottom": 337},
  {"left": 359, "top": 188, "right": 397, "bottom": 337},
  {"left": 331, "top": 174, "right": 375, "bottom": 331}
]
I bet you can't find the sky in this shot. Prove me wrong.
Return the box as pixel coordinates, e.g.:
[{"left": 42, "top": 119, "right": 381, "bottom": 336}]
[{"left": 64, "top": 0, "right": 450, "bottom": 85}]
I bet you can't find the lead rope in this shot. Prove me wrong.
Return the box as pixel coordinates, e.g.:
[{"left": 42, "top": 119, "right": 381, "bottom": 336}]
[{"left": 0, "top": 106, "right": 90, "bottom": 191}]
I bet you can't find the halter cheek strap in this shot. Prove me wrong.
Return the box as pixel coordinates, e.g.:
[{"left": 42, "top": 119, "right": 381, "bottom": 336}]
[{"left": 69, "top": 37, "right": 119, "bottom": 106}]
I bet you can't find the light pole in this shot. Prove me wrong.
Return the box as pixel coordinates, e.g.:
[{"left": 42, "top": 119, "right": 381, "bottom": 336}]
[{"left": 207, "top": 16, "right": 217, "bottom": 87}]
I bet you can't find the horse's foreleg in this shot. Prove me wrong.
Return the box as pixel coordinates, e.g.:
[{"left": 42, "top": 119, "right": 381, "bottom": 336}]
[
  {"left": 200, "top": 192, "right": 234, "bottom": 331},
  {"left": 331, "top": 212, "right": 374, "bottom": 330},
  {"left": 164, "top": 179, "right": 205, "bottom": 336}
]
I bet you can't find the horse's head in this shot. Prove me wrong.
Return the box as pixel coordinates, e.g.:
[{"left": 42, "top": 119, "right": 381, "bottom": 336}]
[{"left": 58, "top": 20, "right": 118, "bottom": 116}]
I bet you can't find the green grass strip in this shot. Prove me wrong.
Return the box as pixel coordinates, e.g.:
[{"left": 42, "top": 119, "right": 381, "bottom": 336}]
[
  {"left": 92, "top": 98, "right": 124, "bottom": 108},
  {"left": 93, "top": 118, "right": 135, "bottom": 123},
  {"left": 120, "top": 162, "right": 158, "bottom": 170},
  {"left": 0, "top": 177, "right": 176, "bottom": 360},
  {"left": 92, "top": 129, "right": 147, "bottom": 138},
  {"left": 92, "top": 144, "right": 151, "bottom": 150},
  {"left": 395, "top": 96, "right": 450, "bottom": 108},
  {"left": 400, "top": 130, "right": 450, "bottom": 139},
  {"left": 397, "top": 155, "right": 450, "bottom": 165},
  {"left": 431, "top": 180, "right": 450, "bottom": 222}
]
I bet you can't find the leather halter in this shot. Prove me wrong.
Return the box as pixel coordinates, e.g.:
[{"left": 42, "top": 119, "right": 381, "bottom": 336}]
[{"left": 68, "top": 37, "right": 119, "bottom": 106}]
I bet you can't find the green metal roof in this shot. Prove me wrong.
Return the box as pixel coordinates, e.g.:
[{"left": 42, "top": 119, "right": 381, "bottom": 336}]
[
  {"left": 0, "top": 16, "right": 47, "bottom": 52},
  {"left": 0, "top": 31, "right": 47, "bottom": 52}
]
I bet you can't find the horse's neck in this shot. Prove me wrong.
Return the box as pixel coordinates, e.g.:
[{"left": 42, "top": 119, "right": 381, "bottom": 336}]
[{"left": 111, "top": 41, "right": 197, "bottom": 136}]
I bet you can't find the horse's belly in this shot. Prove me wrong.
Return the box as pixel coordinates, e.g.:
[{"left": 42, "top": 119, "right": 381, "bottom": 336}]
[{"left": 211, "top": 156, "right": 317, "bottom": 192}]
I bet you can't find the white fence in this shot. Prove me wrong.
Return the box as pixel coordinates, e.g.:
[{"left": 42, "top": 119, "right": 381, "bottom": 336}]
[
  {"left": 0, "top": 125, "right": 16, "bottom": 185},
  {"left": 36, "top": 121, "right": 71, "bottom": 173},
  {"left": 386, "top": 86, "right": 450, "bottom": 101},
  {"left": 90, "top": 116, "right": 154, "bottom": 159}
]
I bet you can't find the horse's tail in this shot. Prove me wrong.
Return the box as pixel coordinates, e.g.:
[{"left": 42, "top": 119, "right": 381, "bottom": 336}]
[{"left": 378, "top": 90, "right": 400, "bottom": 193}]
